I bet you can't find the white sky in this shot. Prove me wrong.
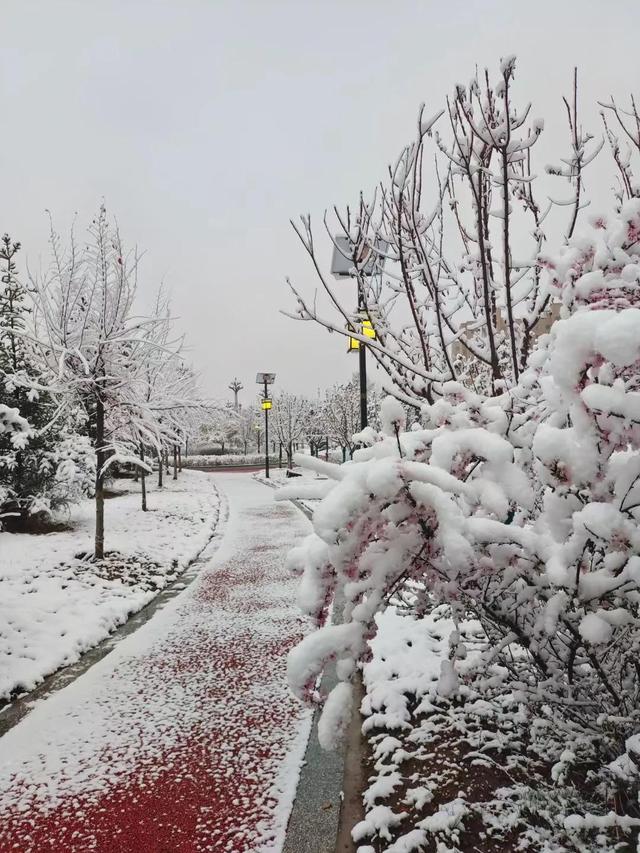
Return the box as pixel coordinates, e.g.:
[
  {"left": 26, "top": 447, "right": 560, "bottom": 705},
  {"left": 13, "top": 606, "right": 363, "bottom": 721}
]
[{"left": 1, "top": 0, "right": 639, "bottom": 407}]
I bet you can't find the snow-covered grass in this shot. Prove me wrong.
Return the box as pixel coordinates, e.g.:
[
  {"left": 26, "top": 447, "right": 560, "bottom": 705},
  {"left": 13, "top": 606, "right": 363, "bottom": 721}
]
[
  {"left": 354, "top": 608, "right": 639, "bottom": 852},
  {"left": 0, "top": 470, "right": 220, "bottom": 702}
]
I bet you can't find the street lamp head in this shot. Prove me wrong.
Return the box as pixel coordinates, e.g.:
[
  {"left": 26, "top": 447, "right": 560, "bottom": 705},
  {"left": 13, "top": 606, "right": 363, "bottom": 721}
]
[
  {"left": 256, "top": 372, "right": 276, "bottom": 385},
  {"left": 347, "top": 316, "right": 376, "bottom": 352}
]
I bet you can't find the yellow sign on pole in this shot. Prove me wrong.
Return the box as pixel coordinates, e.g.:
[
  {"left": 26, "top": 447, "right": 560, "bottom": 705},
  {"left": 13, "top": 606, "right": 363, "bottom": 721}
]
[{"left": 261, "top": 399, "right": 272, "bottom": 410}]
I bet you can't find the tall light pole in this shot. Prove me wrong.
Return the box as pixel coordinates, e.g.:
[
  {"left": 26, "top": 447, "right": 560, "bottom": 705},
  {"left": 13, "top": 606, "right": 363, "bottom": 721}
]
[
  {"left": 228, "top": 377, "right": 243, "bottom": 411},
  {"left": 356, "top": 286, "right": 368, "bottom": 429},
  {"left": 256, "top": 372, "right": 275, "bottom": 477},
  {"left": 330, "top": 236, "right": 385, "bottom": 431}
]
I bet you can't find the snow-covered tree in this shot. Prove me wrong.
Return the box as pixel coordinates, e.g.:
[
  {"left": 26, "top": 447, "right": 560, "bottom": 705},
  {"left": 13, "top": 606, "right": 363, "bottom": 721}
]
[
  {"left": 600, "top": 93, "right": 640, "bottom": 210},
  {"left": 281, "top": 61, "right": 640, "bottom": 844},
  {"left": 236, "top": 404, "right": 259, "bottom": 455},
  {"left": 302, "top": 398, "right": 328, "bottom": 458},
  {"left": 286, "top": 60, "right": 601, "bottom": 403},
  {"left": 198, "top": 403, "right": 240, "bottom": 454},
  {"left": 0, "top": 234, "right": 93, "bottom": 525},
  {"left": 272, "top": 392, "right": 308, "bottom": 466},
  {"left": 322, "top": 379, "right": 359, "bottom": 460},
  {"left": 28, "top": 207, "right": 165, "bottom": 557},
  {"left": 135, "top": 289, "right": 214, "bottom": 492},
  {"left": 283, "top": 203, "right": 640, "bottom": 841}
]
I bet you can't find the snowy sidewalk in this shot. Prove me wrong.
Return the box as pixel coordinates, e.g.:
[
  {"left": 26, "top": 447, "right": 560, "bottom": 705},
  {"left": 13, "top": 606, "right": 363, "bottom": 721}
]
[{"left": 0, "top": 473, "right": 313, "bottom": 853}]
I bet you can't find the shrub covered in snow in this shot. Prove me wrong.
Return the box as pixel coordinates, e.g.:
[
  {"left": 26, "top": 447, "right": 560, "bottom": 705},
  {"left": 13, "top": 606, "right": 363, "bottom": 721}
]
[
  {"left": 184, "top": 453, "right": 276, "bottom": 467},
  {"left": 282, "top": 201, "right": 640, "bottom": 846},
  {"left": 0, "top": 235, "right": 94, "bottom": 525},
  {"left": 0, "top": 404, "right": 30, "bottom": 447}
]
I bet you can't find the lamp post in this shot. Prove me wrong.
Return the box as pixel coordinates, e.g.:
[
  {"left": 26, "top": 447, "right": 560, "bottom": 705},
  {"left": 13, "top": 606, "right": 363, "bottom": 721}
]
[
  {"left": 331, "top": 235, "right": 385, "bottom": 431},
  {"left": 256, "top": 372, "right": 275, "bottom": 477}
]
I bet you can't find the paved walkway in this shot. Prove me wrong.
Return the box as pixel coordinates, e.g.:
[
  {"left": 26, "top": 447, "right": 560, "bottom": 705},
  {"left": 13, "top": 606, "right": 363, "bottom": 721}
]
[{"left": 0, "top": 474, "right": 313, "bottom": 853}]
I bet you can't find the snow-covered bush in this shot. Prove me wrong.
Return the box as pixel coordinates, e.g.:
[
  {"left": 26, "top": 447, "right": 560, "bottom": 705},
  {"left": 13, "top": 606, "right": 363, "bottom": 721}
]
[
  {"left": 0, "top": 403, "right": 31, "bottom": 513},
  {"left": 0, "top": 404, "right": 31, "bottom": 447},
  {"left": 184, "top": 453, "right": 273, "bottom": 467},
  {"left": 0, "top": 235, "right": 94, "bottom": 525},
  {"left": 30, "top": 429, "right": 96, "bottom": 516},
  {"left": 0, "top": 393, "right": 95, "bottom": 525},
  {"left": 282, "top": 56, "right": 640, "bottom": 844},
  {"left": 282, "top": 201, "right": 640, "bottom": 841}
]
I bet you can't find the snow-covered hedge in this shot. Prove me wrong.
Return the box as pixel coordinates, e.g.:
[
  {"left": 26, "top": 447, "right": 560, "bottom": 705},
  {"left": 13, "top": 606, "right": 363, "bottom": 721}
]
[
  {"left": 184, "top": 453, "right": 278, "bottom": 467},
  {"left": 280, "top": 200, "right": 640, "bottom": 845}
]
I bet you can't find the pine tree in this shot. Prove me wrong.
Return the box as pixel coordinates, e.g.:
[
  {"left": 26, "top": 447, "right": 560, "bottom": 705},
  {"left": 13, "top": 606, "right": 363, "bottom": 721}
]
[{"left": 0, "top": 235, "right": 93, "bottom": 525}]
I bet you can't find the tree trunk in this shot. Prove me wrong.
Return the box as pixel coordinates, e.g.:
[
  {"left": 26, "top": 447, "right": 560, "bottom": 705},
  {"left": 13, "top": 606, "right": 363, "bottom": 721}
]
[
  {"left": 279, "top": 442, "right": 283, "bottom": 468},
  {"left": 178, "top": 445, "right": 182, "bottom": 473},
  {"left": 173, "top": 445, "right": 178, "bottom": 480},
  {"left": 165, "top": 448, "right": 170, "bottom": 475},
  {"left": 95, "top": 395, "right": 106, "bottom": 560},
  {"left": 287, "top": 441, "right": 293, "bottom": 467},
  {"left": 140, "top": 442, "right": 147, "bottom": 512},
  {"left": 158, "top": 446, "right": 163, "bottom": 488}
]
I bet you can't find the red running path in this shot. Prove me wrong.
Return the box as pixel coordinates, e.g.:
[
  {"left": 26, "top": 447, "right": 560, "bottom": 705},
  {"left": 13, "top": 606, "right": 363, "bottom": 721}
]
[{"left": 0, "top": 474, "right": 313, "bottom": 853}]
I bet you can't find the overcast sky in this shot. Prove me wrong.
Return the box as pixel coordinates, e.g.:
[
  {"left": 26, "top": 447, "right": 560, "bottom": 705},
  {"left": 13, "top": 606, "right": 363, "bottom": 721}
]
[{"left": 1, "top": 0, "right": 639, "bottom": 407}]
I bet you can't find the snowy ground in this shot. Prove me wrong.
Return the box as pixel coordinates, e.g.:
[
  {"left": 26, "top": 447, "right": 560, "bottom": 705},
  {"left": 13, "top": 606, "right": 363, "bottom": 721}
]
[
  {"left": 0, "top": 470, "right": 220, "bottom": 702},
  {"left": 352, "top": 607, "right": 633, "bottom": 853},
  {"left": 353, "top": 608, "right": 459, "bottom": 852},
  {"left": 354, "top": 608, "right": 529, "bottom": 853},
  {"left": 0, "top": 473, "right": 313, "bottom": 853}
]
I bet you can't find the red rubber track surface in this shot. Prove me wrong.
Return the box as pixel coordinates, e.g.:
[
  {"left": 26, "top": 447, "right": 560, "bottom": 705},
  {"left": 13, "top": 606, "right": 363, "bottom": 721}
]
[{"left": 0, "top": 477, "right": 312, "bottom": 853}]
